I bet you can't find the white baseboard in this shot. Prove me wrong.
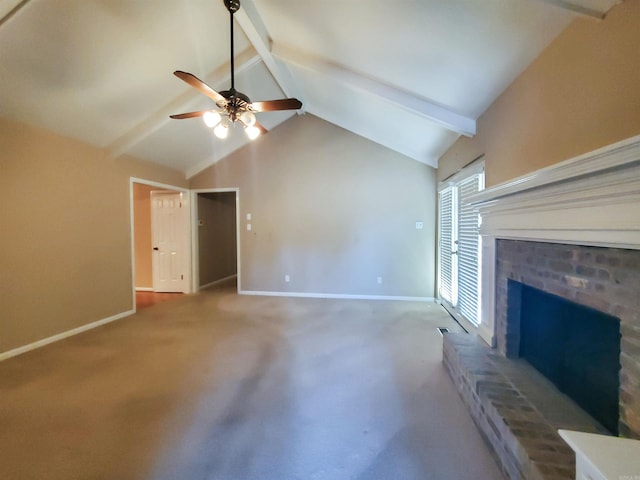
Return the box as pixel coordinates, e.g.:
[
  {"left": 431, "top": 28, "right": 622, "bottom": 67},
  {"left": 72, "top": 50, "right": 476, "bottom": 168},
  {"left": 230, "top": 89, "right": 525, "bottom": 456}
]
[
  {"left": 0, "top": 309, "right": 135, "bottom": 362},
  {"left": 135, "top": 287, "right": 153, "bottom": 292},
  {"left": 199, "top": 274, "right": 237, "bottom": 291},
  {"left": 239, "top": 290, "right": 435, "bottom": 302}
]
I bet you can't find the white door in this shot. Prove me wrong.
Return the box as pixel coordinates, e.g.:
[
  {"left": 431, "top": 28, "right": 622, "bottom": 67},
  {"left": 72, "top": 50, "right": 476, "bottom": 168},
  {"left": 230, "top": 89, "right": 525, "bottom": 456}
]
[
  {"left": 151, "top": 191, "right": 188, "bottom": 293},
  {"left": 438, "top": 164, "right": 484, "bottom": 327}
]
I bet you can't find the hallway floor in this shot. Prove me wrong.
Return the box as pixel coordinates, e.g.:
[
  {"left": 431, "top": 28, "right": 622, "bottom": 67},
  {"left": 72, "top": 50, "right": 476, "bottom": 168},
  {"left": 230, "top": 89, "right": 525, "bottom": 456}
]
[
  {"left": 136, "top": 290, "right": 184, "bottom": 309},
  {"left": 0, "top": 285, "right": 502, "bottom": 480}
]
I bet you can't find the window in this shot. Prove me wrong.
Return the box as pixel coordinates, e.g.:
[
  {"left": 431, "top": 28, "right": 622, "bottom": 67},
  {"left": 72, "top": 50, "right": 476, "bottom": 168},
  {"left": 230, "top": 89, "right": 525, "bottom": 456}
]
[{"left": 438, "top": 162, "right": 484, "bottom": 328}]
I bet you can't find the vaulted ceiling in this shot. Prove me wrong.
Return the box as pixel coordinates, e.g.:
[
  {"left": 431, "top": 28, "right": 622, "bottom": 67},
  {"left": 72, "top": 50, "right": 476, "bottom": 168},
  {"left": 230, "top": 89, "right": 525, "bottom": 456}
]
[{"left": 0, "top": 0, "right": 621, "bottom": 177}]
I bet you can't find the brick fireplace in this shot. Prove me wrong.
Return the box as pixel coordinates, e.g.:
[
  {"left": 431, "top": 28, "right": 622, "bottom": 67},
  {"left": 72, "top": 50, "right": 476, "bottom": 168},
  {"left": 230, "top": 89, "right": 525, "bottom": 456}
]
[
  {"left": 443, "top": 135, "right": 640, "bottom": 479},
  {"left": 495, "top": 239, "right": 638, "bottom": 437}
]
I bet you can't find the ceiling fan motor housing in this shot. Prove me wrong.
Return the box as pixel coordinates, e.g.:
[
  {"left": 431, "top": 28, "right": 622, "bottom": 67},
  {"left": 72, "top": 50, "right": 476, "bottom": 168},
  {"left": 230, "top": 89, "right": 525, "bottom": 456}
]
[
  {"left": 224, "top": 0, "right": 240, "bottom": 13},
  {"left": 219, "top": 89, "right": 251, "bottom": 121}
]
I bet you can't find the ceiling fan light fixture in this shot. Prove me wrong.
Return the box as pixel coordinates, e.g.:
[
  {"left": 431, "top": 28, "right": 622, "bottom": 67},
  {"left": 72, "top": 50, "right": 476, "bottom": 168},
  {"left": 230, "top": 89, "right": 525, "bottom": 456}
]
[
  {"left": 239, "top": 111, "right": 256, "bottom": 127},
  {"left": 214, "top": 121, "right": 229, "bottom": 139},
  {"left": 203, "top": 111, "right": 222, "bottom": 128},
  {"left": 245, "top": 125, "right": 261, "bottom": 140}
]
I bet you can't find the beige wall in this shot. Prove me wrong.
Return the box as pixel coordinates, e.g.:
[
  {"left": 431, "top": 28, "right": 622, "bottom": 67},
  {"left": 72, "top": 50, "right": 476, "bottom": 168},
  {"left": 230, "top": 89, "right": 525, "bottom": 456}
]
[
  {"left": 133, "top": 183, "right": 154, "bottom": 288},
  {"left": 0, "top": 117, "right": 187, "bottom": 353},
  {"left": 438, "top": 0, "right": 640, "bottom": 187},
  {"left": 197, "top": 192, "right": 237, "bottom": 287},
  {"left": 190, "top": 114, "right": 437, "bottom": 298}
]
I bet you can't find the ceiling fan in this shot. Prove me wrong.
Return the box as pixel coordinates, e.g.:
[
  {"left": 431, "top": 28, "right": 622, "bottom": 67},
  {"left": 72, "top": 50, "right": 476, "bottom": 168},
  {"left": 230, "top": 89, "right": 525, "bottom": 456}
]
[{"left": 169, "top": 0, "right": 302, "bottom": 140}]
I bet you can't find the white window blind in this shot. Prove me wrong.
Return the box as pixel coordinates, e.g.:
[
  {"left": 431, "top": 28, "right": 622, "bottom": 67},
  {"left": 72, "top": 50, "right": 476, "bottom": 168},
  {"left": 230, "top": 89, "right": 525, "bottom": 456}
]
[
  {"left": 438, "top": 187, "right": 455, "bottom": 304},
  {"left": 456, "top": 174, "right": 482, "bottom": 325}
]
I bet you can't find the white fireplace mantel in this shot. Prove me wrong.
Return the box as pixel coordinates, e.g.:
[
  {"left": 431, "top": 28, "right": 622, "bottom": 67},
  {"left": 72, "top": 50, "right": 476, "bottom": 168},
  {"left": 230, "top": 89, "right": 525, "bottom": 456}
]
[{"left": 468, "top": 134, "right": 640, "bottom": 346}]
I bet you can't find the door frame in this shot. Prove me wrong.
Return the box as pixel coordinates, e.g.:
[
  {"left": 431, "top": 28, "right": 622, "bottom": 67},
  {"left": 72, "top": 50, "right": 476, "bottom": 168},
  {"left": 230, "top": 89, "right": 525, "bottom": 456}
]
[
  {"left": 190, "top": 188, "right": 241, "bottom": 293},
  {"left": 129, "top": 177, "right": 192, "bottom": 311}
]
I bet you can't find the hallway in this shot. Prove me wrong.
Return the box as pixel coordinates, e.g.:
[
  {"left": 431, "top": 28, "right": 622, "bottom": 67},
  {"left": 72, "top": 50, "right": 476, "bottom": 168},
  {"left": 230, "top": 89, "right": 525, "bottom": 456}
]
[{"left": 0, "top": 285, "right": 502, "bottom": 480}]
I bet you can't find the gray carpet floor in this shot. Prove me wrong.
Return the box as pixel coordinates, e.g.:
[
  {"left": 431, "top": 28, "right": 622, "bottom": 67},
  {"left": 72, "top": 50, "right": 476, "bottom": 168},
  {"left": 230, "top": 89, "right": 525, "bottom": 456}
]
[{"left": 0, "top": 284, "right": 502, "bottom": 480}]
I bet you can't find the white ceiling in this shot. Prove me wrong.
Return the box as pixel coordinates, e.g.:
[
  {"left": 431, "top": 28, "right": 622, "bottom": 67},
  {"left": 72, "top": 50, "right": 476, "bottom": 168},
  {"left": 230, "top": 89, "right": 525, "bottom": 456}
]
[{"left": 0, "top": 0, "right": 621, "bottom": 177}]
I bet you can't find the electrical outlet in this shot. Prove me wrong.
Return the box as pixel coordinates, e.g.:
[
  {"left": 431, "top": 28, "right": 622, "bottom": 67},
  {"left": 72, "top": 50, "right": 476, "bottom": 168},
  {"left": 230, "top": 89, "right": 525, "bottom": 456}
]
[
  {"left": 247, "top": 223, "right": 252, "bottom": 231},
  {"left": 285, "top": 275, "right": 290, "bottom": 283},
  {"left": 415, "top": 222, "right": 424, "bottom": 229},
  {"left": 377, "top": 276, "right": 382, "bottom": 284},
  {"left": 246, "top": 213, "right": 251, "bottom": 221}
]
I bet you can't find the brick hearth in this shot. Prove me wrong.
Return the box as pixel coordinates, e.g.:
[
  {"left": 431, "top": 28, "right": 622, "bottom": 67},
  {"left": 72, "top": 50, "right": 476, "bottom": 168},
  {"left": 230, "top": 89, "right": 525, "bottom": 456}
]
[{"left": 443, "top": 333, "right": 606, "bottom": 480}]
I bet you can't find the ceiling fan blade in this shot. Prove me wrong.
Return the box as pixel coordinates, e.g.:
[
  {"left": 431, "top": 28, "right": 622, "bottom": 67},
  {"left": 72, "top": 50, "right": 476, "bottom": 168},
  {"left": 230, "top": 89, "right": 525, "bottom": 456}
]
[
  {"left": 169, "top": 110, "right": 210, "bottom": 120},
  {"left": 174, "top": 70, "right": 227, "bottom": 106},
  {"left": 250, "top": 98, "right": 303, "bottom": 112}
]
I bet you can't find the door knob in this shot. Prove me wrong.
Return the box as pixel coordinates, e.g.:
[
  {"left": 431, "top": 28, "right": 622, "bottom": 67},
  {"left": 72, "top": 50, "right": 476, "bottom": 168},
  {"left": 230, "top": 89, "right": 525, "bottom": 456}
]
[{"left": 153, "top": 247, "right": 159, "bottom": 251}]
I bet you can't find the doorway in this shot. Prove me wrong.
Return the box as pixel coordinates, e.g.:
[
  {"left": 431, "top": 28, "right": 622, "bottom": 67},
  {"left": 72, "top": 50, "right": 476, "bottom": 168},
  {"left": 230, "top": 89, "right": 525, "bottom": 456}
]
[
  {"left": 130, "top": 178, "right": 191, "bottom": 310},
  {"left": 191, "top": 189, "right": 240, "bottom": 292}
]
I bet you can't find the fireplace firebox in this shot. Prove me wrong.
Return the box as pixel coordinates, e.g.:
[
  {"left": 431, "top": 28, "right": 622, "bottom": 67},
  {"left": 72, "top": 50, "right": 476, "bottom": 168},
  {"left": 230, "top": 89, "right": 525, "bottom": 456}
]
[{"left": 508, "top": 280, "right": 621, "bottom": 434}]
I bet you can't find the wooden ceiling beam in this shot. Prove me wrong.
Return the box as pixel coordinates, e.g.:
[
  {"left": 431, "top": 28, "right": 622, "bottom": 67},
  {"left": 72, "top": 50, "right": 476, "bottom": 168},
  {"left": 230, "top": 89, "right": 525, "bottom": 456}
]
[{"left": 273, "top": 44, "right": 476, "bottom": 138}]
